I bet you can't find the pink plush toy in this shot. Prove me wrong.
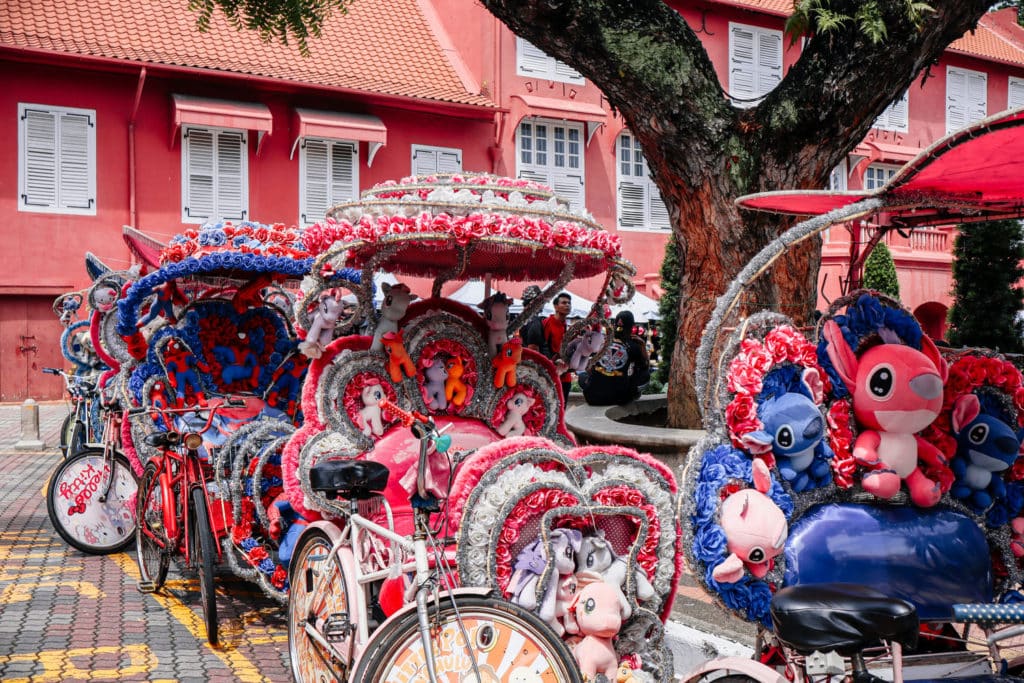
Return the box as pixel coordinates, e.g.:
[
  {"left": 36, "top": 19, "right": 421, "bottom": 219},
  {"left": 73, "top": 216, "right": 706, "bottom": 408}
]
[
  {"left": 497, "top": 392, "right": 535, "bottom": 437},
  {"left": 358, "top": 380, "right": 386, "bottom": 437},
  {"left": 567, "top": 580, "right": 627, "bottom": 681},
  {"left": 712, "top": 458, "right": 788, "bottom": 583},
  {"left": 567, "top": 327, "right": 606, "bottom": 373},
  {"left": 823, "top": 320, "right": 949, "bottom": 507},
  {"left": 298, "top": 290, "right": 345, "bottom": 359}
]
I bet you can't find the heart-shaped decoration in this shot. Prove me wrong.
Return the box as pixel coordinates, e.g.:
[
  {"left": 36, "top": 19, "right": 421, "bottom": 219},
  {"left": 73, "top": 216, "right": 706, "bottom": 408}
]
[{"left": 448, "top": 437, "right": 680, "bottom": 680}]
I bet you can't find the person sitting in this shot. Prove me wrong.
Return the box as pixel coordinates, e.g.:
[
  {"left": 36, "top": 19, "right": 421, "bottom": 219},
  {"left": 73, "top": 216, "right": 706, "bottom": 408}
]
[{"left": 579, "top": 310, "right": 650, "bottom": 406}]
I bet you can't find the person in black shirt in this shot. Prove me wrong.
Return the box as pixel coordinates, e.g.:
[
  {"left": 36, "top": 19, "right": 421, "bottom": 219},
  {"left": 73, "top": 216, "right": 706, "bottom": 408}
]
[
  {"left": 579, "top": 310, "right": 650, "bottom": 406},
  {"left": 519, "top": 285, "right": 548, "bottom": 356}
]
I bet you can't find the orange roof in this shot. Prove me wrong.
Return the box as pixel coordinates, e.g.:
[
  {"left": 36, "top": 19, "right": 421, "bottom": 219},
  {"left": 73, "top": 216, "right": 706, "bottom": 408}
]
[
  {"left": 713, "top": 1, "right": 1024, "bottom": 67},
  {"left": 0, "top": 0, "right": 496, "bottom": 109}
]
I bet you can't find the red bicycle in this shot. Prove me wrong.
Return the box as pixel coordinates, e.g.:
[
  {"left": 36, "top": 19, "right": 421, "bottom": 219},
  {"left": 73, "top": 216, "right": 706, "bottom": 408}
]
[{"left": 133, "top": 397, "right": 245, "bottom": 645}]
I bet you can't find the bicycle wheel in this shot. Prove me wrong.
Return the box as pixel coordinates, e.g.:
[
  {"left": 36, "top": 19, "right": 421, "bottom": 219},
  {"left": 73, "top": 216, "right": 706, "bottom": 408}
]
[
  {"left": 190, "top": 486, "right": 219, "bottom": 646},
  {"left": 287, "top": 524, "right": 350, "bottom": 682},
  {"left": 46, "top": 448, "right": 138, "bottom": 554},
  {"left": 66, "top": 413, "right": 87, "bottom": 458},
  {"left": 135, "top": 461, "right": 170, "bottom": 591},
  {"left": 353, "top": 594, "right": 583, "bottom": 683},
  {"left": 58, "top": 413, "right": 74, "bottom": 457}
]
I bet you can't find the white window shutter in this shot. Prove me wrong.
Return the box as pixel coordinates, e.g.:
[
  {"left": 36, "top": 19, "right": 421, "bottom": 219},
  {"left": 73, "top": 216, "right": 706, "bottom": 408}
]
[
  {"left": 216, "top": 131, "right": 246, "bottom": 220},
  {"left": 947, "top": 68, "right": 968, "bottom": 134},
  {"left": 518, "top": 167, "right": 549, "bottom": 186},
  {"left": 330, "top": 142, "right": 356, "bottom": 203},
  {"left": 967, "top": 71, "right": 988, "bottom": 124},
  {"left": 1010, "top": 77, "right": 1024, "bottom": 111},
  {"left": 58, "top": 113, "right": 92, "bottom": 209},
  {"left": 618, "top": 180, "right": 646, "bottom": 229},
  {"left": 302, "top": 139, "right": 330, "bottom": 224},
  {"left": 436, "top": 150, "right": 462, "bottom": 173},
  {"left": 729, "top": 25, "right": 756, "bottom": 103},
  {"left": 648, "top": 189, "right": 671, "bottom": 230},
  {"left": 756, "top": 30, "right": 782, "bottom": 96},
  {"left": 517, "top": 38, "right": 553, "bottom": 78},
  {"left": 185, "top": 128, "right": 215, "bottom": 220},
  {"left": 412, "top": 147, "right": 438, "bottom": 176},
  {"left": 553, "top": 58, "right": 584, "bottom": 83},
  {"left": 22, "top": 109, "right": 58, "bottom": 207},
  {"left": 552, "top": 170, "right": 585, "bottom": 213}
]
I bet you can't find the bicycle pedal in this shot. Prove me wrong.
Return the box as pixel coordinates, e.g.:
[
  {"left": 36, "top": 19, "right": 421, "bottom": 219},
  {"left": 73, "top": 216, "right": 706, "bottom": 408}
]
[
  {"left": 323, "top": 613, "right": 353, "bottom": 642},
  {"left": 137, "top": 581, "right": 157, "bottom": 594}
]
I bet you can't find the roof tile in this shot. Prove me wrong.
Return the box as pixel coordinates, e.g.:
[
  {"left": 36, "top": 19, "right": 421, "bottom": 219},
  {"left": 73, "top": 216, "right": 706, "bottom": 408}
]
[{"left": 0, "top": 0, "right": 496, "bottom": 108}]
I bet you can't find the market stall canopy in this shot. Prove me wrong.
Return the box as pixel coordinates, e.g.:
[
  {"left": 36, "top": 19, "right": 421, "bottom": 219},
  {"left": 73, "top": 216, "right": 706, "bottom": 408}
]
[{"left": 736, "top": 107, "right": 1024, "bottom": 228}]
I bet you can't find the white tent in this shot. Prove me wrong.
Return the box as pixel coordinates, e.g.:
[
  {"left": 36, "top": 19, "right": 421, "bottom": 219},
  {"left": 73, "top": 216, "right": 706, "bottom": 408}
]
[
  {"left": 609, "top": 290, "right": 662, "bottom": 322},
  {"left": 447, "top": 280, "right": 596, "bottom": 319},
  {"left": 372, "top": 272, "right": 400, "bottom": 305}
]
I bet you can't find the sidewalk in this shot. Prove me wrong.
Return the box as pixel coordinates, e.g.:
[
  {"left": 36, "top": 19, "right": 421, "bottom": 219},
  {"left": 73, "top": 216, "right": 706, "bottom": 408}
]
[{"left": 0, "top": 400, "right": 67, "bottom": 450}]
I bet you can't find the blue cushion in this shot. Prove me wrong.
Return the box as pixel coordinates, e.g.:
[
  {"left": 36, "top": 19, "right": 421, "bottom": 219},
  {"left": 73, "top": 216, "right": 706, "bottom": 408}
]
[{"left": 783, "top": 504, "right": 992, "bottom": 621}]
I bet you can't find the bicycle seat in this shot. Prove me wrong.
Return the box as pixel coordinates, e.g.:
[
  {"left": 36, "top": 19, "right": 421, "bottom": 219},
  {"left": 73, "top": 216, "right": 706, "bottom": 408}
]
[
  {"left": 770, "top": 583, "right": 918, "bottom": 655},
  {"left": 309, "top": 460, "right": 389, "bottom": 500}
]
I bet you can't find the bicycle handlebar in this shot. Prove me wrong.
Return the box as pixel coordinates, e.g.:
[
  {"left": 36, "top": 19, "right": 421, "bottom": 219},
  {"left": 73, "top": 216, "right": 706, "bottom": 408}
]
[
  {"left": 129, "top": 397, "right": 247, "bottom": 436},
  {"left": 377, "top": 397, "right": 429, "bottom": 429}
]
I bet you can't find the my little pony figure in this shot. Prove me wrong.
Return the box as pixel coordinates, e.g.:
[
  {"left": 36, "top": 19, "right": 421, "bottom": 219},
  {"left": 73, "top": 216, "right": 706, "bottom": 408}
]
[
  {"left": 566, "top": 327, "right": 606, "bottom": 373},
  {"left": 380, "top": 331, "right": 415, "bottom": 384},
  {"left": 359, "top": 380, "right": 386, "bottom": 437},
  {"left": 949, "top": 392, "right": 1024, "bottom": 512},
  {"left": 298, "top": 290, "right": 345, "bottom": 359},
  {"left": 492, "top": 337, "right": 523, "bottom": 389},
  {"left": 480, "top": 292, "right": 512, "bottom": 357},
  {"left": 496, "top": 392, "right": 535, "bottom": 437},
  {"left": 823, "top": 320, "right": 949, "bottom": 507},
  {"left": 422, "top": 357, "right": 449, "bottom": 411},
  {"left": 445, "top": 355, "right": 468, "bottom": 406},
  {"left": 508, "top": 528, "right": 583, "bottom": 632},
  {"left": 370, "top": 282, "right": 417, "bottom": 352}
]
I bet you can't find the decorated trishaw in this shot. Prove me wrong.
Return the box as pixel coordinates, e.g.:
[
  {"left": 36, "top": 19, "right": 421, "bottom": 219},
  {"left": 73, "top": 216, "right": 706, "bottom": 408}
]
[
  {"left": 279, "top": 174, "right": 682, "bottom": 682},
  {"left": 680, "top": 108, "right": 1024, "bottom": 683}
]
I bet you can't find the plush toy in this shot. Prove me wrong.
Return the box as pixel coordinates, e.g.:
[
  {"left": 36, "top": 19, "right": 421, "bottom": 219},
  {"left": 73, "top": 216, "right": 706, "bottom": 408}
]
[
  {"left": 162, "top": 338, "right": 209, "bottom": 406},
  {"left": 1012, "top": 517, "right": 1024, "bottom": 558},
  {"left": 422, "top": 357, "right": 449, "bottom": 411},
  {"left": 568, "top": 580, "right": 627, "bottom": 682},
  {"left": 213, "top": 345, "right": 258, "bottom": 385},
  {"left": 138, "top": 281, "right": 186, "bottom": 327},
  {"left": 370, "top": 282, "right": 417, "bottom": 352},
  {"left": 92, "top": 284, "right": 119, "bottom": 313},
  {"left": 232, "top": 274, "right": 275, "bottom": 314},
  {"left": 575, "top": 531, "right": 654, "bottom": 616},
  {"left": 267, "top": 497, "right": 305, "bottom": 564},
  {"left": 553, "top": 574, "right": 580, "bottom": 637},
  {"left": 445, "top": 355, "right": 468, "bottom": 406},
  {"left": 741, "top": 368, "right": 833, "bottom": 492},
  {"left": 299, "top": 290, "right": 345, "bottom": 359},
  {"left": 381, "top": 331, "right": 416, "bottom": 384},
  {"left": 823, "top": 320, "right": 949, "bottom": 507},
  {"left": 492, "top": 337, "right": 523, "bottom": 389},
  {"left": 480, "top": 292, "right": 512, "bottom": 358},
  {"left": 617, "top": 664, "right": 640, "bottom": 683},
  {"left": 712, "top": 458, "right": 788, "bottom": 584},
  {"left": 508, "top": 528, "right": 583, "bottom": 631},
  {"left": 566, "top": 327, "right": 606, "bottom": 373},
  {"left": 949, "top": 393, "right": 1023, "bottom": 511},
  {"left": 497, "top": 392, "right": 535, "bottom": 437},
  {"left": 359, "top": 380, "right": 387, "bottom": 437}
]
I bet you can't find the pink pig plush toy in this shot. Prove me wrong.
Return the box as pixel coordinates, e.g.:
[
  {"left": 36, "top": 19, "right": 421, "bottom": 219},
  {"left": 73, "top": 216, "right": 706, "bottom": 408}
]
[
  {"left": 822, "top": 320, "right": 948, "bottom": 507},
  {"left": 712, "top": 458, "right": 788, "bottom": 583},
  {"left": 567, "top": 580, "right": 626, "bottom": 681}
]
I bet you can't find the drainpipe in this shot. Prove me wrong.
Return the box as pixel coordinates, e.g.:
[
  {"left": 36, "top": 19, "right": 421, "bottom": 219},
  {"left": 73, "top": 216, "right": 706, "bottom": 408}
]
[
  {"left": 491, "top": 12, "right": 503, "bottom": 174},
  {"left": 128, "top": 67, "right": 147, "bottom": 232}
]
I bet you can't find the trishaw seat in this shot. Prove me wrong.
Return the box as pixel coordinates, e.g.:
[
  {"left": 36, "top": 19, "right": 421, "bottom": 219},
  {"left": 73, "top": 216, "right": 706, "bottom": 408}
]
[
  {"left": 309, "top": 460, "right": 389, "bottom": 500},
  {"left": 771, "top": 583, "right": 918, "bottom": 655}
]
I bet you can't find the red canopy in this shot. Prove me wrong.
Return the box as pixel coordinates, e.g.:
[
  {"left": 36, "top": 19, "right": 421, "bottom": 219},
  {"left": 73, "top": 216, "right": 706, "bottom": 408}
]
[{"left": 737, "top": 108, "right": 1024, "bottom": 227}]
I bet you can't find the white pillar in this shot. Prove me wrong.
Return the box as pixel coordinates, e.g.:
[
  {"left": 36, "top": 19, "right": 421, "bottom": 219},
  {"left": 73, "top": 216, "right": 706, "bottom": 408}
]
[{"left": 14, "top": 399, "right": 45, "bottom": 451}]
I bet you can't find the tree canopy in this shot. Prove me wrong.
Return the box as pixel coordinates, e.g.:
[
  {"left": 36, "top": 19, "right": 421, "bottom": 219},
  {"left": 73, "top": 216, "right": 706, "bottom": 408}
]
[{"left": 195, "top": 0, "right": 995, "bottom": 426}]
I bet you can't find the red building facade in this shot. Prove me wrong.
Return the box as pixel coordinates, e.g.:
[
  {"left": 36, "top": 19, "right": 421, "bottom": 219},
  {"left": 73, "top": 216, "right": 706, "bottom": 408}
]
[{"left": 2, "top": 0, "right": 1024, "bottom": 399}]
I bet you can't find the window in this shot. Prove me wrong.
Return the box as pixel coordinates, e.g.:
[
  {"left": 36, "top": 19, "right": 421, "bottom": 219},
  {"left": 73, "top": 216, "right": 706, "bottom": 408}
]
[
  {"left": 300, "top": 139, "right": 358, "bottom": 226},
  {"left": 516, "top": 37, "right": 585, "bottom": 84},
  {"left": 411, "top": 145, "right": 463, "bottom": 176},
  {"left": 946, "top": 66, "right": 987, "bottom": 134},
  {"left": 864, "top": 163, "right": 899, "bottom": 190},
  {"left": 516, "top": 119, "right": 585, "bottom": 212},
  {"left": 728, "top": 23, "right": 782, "bottom": 106},
  {"left": 1009, "top": 76, "right": 1024, "bottom": 111},
  {"left": 874, "top": 91, "right": 909, "bottom": 132},
  {"left": 181, "top": 125, "right": 248, "bottom": 223},
  {"left": 616, "top": 132, "right": 670, "bottom": 231},
  {"left": 18, "top": 103, "right": 96, "bottom": 215},
  {"left": 827, "top": 159, "right": 848, "bottom": 192}
]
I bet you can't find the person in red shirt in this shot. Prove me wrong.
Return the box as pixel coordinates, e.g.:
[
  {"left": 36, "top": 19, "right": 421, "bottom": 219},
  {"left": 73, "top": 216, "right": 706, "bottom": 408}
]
[{"left": 543, "top": 292, "right": 573, "bottom": 398}]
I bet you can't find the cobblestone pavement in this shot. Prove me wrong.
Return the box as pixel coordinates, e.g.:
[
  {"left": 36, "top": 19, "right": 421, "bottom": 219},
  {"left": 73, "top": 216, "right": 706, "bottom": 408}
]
[
  {"left": 0, "top": 402, "right": 291, "bottom": 682},
  {"left": 0, "top": 401, "right": 753, "bottom": 681}
]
